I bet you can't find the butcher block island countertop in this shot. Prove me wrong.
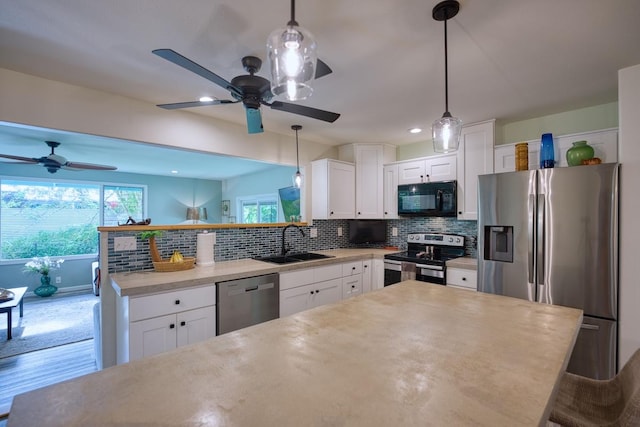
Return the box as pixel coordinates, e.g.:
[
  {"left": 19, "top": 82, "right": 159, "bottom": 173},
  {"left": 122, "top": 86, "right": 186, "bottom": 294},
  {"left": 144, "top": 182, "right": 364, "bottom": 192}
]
[{"left": 8, "top": 281, "right": 581, "bottom": 427}]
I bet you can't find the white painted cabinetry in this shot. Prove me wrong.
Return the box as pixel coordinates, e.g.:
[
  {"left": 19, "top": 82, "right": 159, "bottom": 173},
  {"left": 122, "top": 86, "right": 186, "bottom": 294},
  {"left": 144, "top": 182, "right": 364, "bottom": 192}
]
[
  {"left": 280, "top": 258, "right": 383, "bottom": 316},
  {"left": 457, "top": 120, "right": 495, "bottom": 220},
  {"left": 446, "top": 268, "right": 477, "bottom": 292},
  {"left": 339, "top": 144, "right": 396, "bottom": 219},
  {"left": 397, "top": 154, "right": 457, "bottom": 185},
  {"left": 383, "top": 164, "right": 399, "bottom": 219},
  {"left": 494, "top": 128, "right": 618, "bottom": 173},
  {"left": 311, "top": 159, "right": 355, "bottom": 219},
  {"left": 116, "top": 285, "right": 216, "bottom": 364}
]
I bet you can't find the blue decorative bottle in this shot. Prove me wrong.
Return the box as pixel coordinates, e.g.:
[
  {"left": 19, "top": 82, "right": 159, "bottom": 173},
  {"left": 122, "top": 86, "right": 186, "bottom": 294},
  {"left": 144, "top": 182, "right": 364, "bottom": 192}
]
[{"left": 540, "top": 133, "right": 555, "bottom": 168}]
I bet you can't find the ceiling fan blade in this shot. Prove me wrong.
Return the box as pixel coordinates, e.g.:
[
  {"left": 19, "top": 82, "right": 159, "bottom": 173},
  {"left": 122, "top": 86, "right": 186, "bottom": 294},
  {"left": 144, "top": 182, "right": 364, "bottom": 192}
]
[
  {"left": 245, "top": 108, "right": 264, "bottom": 134},
  {"left": 157, "top": 99, "right": 239, "bottom": 110},
  {"left": 63, "top": 161, "right": 117, "bottom": 171},
  {"left": 152, "top": 49, "right": 243, "bottom": 98},
  {"left": 268, "top": 101, "right": 340, "bottom": 123},
  {"left": 0, "top": 153, "right": 38, "bottom": 163},
  {"left": 315, "top": 59, "right": 332, "bottom": 79}
]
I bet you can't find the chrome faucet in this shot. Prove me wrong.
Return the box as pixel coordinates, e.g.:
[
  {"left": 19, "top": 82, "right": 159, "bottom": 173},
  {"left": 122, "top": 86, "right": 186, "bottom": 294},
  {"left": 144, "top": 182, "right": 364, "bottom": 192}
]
[{"left": 281, "top": 224, "right": 305, "bottom": 256}]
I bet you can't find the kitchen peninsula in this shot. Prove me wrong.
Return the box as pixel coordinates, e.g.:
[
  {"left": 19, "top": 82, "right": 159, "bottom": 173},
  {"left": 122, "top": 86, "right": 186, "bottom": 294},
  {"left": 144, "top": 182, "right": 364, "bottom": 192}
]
[{"left": 7, "top": 281, "right": 582, "bottom": 426}]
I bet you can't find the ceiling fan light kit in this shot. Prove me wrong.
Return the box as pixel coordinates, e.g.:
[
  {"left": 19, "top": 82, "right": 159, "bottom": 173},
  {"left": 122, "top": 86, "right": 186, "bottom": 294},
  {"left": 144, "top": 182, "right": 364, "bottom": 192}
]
[
  {"left": 291, "top": 124, "right": 303, "bottom": 188},
  {"left": 432, "top": 0, "right": 462, "bottom": 154},
  {"left": 267, "top": 0, "right": 318, "bottom": 101}
]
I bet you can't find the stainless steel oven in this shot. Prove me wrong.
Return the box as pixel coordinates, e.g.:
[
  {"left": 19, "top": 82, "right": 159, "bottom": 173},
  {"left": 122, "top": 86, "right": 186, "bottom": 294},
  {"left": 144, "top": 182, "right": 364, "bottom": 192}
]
[{"left": 384, "top": 233, "right": 465, "bottom": 286}]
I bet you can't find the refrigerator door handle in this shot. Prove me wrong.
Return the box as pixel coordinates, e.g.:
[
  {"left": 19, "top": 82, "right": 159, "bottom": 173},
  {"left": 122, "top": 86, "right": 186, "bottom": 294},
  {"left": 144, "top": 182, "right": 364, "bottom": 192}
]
[
  {"left": 528, "top": 194, "right": 535, "bottom": 286},
  {"left": 537, "top": 194, "right": 547, "bottom": 302}
]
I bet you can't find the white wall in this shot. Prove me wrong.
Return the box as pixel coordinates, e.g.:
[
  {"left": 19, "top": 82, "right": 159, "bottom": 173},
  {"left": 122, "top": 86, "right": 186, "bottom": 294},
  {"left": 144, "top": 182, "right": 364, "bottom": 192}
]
[{"left": 618, "top": 63, "right": 640, "bottom": 367}]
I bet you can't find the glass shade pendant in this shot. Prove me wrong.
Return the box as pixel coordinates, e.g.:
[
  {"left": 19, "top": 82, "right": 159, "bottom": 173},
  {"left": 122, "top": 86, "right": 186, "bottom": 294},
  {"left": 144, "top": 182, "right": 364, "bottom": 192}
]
[
  {"left": 267, "top": 0, "right": 317, "bottom": 101},
  {"left": 292, "top": 125, "right": 303, "bottom": 188},
  {"left": 432, "top": 0, "right": 462, "bottom": 153}
]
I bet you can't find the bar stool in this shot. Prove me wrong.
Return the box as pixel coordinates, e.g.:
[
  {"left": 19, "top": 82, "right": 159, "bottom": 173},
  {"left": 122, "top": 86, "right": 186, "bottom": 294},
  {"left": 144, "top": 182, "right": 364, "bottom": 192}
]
[{"left": 549, "top": 349, "right": 640, "bottom": 426}]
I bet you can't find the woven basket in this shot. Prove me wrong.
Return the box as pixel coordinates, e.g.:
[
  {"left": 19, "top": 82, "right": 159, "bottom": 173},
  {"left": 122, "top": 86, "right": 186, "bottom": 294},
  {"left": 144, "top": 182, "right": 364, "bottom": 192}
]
[{"left": 152, "top": 257, "right": 196, "bottom": 272}]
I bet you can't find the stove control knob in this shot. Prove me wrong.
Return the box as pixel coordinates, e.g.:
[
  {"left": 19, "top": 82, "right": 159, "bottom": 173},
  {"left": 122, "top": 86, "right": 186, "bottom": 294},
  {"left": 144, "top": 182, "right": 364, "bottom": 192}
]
[
  {"left": 456, "top": 237, "right": 462, "bottom": 243},
  {"left": 448, "top": 237, "right": 453, "bottom": 242},
  {"left": 409, "top": 235, "right": 414, "bottom": 240}
]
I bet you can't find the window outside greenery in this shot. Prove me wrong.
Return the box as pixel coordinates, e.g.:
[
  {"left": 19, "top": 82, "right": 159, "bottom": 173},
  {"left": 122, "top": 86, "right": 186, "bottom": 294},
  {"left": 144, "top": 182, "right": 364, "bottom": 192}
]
[
  {"left": 239, "top": 195, "right": 278, "bottom": 224},
  {"left": 1, "top": 179, "right": 145, "bottom": 260}
]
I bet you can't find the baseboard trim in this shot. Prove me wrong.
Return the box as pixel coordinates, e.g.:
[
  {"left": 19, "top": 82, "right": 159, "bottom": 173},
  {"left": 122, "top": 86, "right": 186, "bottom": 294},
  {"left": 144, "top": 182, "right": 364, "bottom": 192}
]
[{"left": 26, "top": 284, "right": 93, "bottom": 298}]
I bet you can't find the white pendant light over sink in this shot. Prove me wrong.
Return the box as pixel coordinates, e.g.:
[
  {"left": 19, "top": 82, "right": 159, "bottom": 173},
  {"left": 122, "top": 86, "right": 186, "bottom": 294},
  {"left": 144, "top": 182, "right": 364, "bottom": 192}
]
[
  {"left": 267, "top": 0, "right": 318, "bottom": 101},
  {"left": 292, "top": 125, "right": 303, "bottom": 188},
  {"left": 432, "top": 0, "right": 462, "bottom": 153}
]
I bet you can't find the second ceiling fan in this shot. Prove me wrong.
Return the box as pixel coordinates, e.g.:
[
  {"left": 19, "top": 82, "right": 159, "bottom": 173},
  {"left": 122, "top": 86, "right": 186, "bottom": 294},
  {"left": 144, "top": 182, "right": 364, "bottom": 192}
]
[{"left": 152, "top": 1, "right": 339, "bottom": 134}]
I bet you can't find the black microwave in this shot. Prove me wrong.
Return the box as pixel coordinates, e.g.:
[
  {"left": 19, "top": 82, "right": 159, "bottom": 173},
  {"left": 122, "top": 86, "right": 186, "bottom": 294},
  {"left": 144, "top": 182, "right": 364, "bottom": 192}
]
[{"left": 397, "top": 181, "right": 457, "bottom": 217}]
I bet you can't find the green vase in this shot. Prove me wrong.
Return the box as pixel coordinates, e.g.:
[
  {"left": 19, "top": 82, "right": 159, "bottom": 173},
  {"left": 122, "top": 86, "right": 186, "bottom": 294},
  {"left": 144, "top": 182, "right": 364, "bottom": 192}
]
[
  {"left": 566, "top": 140, "right": 595, "bottom": 166},
  {"left": 34, "top": 274, "right": 58, "bottom": 297}
]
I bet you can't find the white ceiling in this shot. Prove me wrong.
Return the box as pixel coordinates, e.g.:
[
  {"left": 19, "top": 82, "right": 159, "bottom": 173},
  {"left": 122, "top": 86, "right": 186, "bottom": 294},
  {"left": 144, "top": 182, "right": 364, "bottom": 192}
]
[{"left": 1, "top": 0, "right": 639, "bottom": 179}]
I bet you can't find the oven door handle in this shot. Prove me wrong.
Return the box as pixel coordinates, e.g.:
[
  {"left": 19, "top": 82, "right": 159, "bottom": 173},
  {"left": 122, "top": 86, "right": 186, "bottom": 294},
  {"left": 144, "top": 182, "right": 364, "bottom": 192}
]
[
  {"left": 383, "top": 259, "right": 402, "bottom": 271},
  {"left": 415, "top": 263, "right": 444, "bottom": 271}
]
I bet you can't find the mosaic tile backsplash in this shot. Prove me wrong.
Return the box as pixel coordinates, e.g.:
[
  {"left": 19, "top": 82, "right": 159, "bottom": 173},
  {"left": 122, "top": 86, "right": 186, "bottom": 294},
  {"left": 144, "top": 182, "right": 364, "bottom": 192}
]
[{"left": 106, "top": 218, "right": 478, "bottom": 273}]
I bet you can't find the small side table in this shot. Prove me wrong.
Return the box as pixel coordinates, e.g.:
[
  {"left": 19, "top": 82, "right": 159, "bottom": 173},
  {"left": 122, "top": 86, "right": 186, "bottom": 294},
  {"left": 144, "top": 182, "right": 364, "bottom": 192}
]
[{"left": 0, "top": 287, "right": 27, "bottom": 340}]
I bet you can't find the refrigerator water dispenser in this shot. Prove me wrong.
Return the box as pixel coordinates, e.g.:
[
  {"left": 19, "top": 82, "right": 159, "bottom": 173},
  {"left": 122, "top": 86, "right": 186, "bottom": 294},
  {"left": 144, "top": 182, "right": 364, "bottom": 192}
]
[{"left": 484, "top": 226, "right": 513, "bottom": 262}]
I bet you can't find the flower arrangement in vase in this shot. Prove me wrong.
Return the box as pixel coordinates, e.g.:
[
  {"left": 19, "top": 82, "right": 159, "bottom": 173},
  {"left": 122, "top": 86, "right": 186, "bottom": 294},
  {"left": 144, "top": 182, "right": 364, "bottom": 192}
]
[{"left": 24, "top": 256, "right": 65, "bottom": 297}]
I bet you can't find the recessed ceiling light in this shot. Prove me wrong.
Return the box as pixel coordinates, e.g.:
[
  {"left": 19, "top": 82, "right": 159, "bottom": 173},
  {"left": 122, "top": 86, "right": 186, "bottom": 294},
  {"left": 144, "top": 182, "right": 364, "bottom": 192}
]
[
  {"left": 199, "top": 96, "right": 214, "bottom": 102},
  {"left": 408, "top": 127, "right": 423, "bottom": 134},
  {"left": 171, "top": 170, "right": 179, "bottom": 174}
]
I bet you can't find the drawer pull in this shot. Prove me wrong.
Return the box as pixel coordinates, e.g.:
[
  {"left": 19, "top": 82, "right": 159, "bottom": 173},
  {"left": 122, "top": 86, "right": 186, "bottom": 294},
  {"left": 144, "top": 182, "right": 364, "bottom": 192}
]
[
  {"left": 310, "top": 290, "right": 315, "bottom": 295},
  {"left": 169, "top": 324, "right": 175, "bottom": 329},
  {"left": 462, "top": 277, "right": 466, "bottom": 281},
  {"left": 175, "top": 299, "right": 180, "bottom": 305},
  {"left": 180, "top": 321, "right": 186, "bottom": 327}
]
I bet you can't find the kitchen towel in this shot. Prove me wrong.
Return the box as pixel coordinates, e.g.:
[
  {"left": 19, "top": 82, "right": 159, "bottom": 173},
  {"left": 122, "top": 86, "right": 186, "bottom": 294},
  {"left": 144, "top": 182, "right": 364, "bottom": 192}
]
[
  {"left": 401, "top": 262, "right": 416, "bottom": 282},
  {"left": 196, "top": 232, "right": 216, "bottom": 267}
]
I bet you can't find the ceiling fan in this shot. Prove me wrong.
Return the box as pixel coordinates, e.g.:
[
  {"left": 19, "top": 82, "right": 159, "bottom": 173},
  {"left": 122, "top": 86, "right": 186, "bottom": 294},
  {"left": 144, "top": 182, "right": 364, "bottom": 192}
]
[
  {"left": 152, "top": 49, "right": 340, "bottom": 134},
  {"left": 0, "top": 141, "right": 118, "bottom": 174}
]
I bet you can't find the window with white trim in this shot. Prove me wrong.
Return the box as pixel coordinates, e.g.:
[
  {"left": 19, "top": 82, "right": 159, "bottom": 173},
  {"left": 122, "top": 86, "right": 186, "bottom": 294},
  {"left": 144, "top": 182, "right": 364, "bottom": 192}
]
[
  {"left": 1, "top": 178, "right": 145, "bottom": 260},
  {"left": 237, "top": 194, "right": 278, "bottom": 224}
]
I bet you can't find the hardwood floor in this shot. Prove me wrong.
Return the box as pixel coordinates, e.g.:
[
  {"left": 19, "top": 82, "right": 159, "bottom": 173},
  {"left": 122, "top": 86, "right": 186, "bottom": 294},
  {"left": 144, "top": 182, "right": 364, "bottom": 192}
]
[{"left": 0, "top": 339, "right": 98, "bottom": 421}]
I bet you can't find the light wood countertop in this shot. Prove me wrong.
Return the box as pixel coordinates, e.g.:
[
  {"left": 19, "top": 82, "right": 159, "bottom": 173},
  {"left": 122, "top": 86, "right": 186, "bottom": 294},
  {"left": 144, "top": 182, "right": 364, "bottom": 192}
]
[
  {"left": 8, "top": 281, "right": 582, "bottom": 426},
  {"left": 111, "top": 249, "right": 397, "bottom": 297},
  {"left": 446, "top": 256, "right": 478, "bottom": 270}
]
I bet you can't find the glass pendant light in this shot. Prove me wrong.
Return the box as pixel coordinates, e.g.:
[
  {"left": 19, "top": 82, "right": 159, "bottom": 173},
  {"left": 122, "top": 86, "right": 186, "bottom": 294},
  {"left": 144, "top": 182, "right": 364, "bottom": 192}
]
[
  {"left": 267, "top": 0, "right": 317, "bottom": 101},
  {"left": 292, "top": 125, "right": 303, "bottom": 188},
  {"left": 432, "top": 0, "right": 462, "bottom": 153}
]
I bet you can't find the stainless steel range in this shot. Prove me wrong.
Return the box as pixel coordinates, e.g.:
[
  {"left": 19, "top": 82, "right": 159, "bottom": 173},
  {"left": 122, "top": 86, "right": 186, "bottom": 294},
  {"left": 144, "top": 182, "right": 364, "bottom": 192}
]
[{"left": 384, "top": 233, "right": 465, "bottom": 286}]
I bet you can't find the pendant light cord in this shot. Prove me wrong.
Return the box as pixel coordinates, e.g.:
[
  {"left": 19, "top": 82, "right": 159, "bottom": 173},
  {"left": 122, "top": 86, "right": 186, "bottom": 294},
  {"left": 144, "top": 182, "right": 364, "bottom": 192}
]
[
  {"left": 295, "top": 128, "right": 300, "bottom": 171},
  {"left": 443, "top": 10, "right": 449, "bottom": 114},
  {"left": 288, "top": 0, "right": 298, "bottom": 26}
]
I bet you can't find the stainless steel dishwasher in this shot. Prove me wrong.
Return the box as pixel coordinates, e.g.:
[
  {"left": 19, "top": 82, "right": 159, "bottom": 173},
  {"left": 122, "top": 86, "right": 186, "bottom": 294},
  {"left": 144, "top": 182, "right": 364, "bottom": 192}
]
[{"left": 216, "top": 273, "right": 279, "bottom": 335}]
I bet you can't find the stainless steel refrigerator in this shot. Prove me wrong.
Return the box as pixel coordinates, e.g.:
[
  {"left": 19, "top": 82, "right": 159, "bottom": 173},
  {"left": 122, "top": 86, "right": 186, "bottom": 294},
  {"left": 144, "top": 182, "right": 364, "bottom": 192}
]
[{"left": 477, "top": 163, "right": 619, "bottom": 380}]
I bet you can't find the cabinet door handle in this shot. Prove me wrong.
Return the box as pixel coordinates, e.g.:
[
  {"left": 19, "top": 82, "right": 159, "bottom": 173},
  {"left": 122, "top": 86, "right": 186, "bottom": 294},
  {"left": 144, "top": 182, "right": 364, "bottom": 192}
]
[
  {"left": 330, "top": 211, "right": 334, "bottom": 215},
  {"left": 316, "top": 289, "right": 320, "bottom": 293},
  {"left": 175, "top": 299, "right": 180, "bottom": 305},
  {"left": 180, "top": 321, "right": 186, "bottom": 327},
  {"left": 462, "top": 277, "right": 466, "bottom": 281},
  {"left": 364, "top": 264, "right": 368, "bottom": 268},
  {"left": 310, "top": 290, "right": 315, "bottom": 295},
  {"left": 351, "top": 285, "right": 356, "bottom": 289},
  {"left": 169, "top": 324, "right": 175, "bottom": 329}
]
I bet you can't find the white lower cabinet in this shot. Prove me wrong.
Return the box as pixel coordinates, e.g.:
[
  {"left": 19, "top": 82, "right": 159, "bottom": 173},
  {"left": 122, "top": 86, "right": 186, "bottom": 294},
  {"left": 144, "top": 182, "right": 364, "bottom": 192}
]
[
  {"left": 446, "top": 268, "right": 477, "bottom": 291},
  {"left": 116, "top": 285, "right": 216, "bottom": 364},
  {"left": 280, "top": 278, "right": 342, "bottom": 317},
  {"left": 280, "top": 258, "right": 382, "bottom": 317}
]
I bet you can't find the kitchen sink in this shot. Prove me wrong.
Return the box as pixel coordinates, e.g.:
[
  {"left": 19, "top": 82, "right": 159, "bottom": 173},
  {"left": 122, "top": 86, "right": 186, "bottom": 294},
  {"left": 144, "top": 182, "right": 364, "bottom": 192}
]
[{"left": 256, "top": 252, "right": 334, "bottom": 264}]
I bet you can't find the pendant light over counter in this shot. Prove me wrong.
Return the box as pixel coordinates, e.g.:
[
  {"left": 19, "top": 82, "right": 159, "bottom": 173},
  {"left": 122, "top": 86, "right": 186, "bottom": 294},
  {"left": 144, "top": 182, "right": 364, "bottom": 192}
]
[
  {"left": 267, "top": 0, "right": 318, "bottom": 101},
  {"left": 292, "top": 125, "right": 303, "bottom": 188},
  {"left": 432, "top": 0, "right": 462, "bottom": 153}
]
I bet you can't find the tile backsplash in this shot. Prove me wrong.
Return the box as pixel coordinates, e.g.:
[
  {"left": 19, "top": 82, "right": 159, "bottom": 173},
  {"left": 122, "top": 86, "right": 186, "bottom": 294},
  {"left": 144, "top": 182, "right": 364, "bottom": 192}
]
[{"left": 106, "top": 218, "right": 478, "bottom": 273}]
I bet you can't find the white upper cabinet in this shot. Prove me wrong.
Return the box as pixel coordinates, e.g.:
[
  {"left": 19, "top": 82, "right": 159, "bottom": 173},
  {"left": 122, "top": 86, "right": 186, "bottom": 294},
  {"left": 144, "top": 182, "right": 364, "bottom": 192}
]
[
  {"left": 312, "top": 159, "right": 355, "bottom": 219},
  {"left": 383, "top": 164, "right": 399, "bottom": 219},
  {"left": 397, "top": 154, "right": 457, "bottom": 185},
  {"left": 339, "top": 144, "right": 396, "bottom": 219},
  {"left": 457, "top": 120, "right": 495, "bottom": 220}
]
